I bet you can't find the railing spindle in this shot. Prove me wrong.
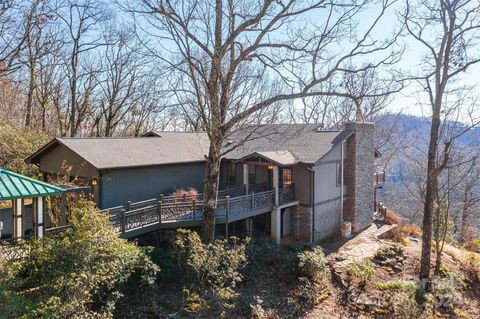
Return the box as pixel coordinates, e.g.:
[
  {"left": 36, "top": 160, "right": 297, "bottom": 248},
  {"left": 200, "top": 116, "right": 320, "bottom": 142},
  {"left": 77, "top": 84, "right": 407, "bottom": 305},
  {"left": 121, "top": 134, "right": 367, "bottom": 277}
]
[
  {"left": 192, "top": 199, "right": 196, "bottom": 220},
  {"left": 226, "top": 195, "right": 230, "bottom": 222},
  {"left": 158, "top": 201, "right": 162, "bottom": 224},
  {"left": 251, "top": 191, "right": 255, "bottom": 210}
]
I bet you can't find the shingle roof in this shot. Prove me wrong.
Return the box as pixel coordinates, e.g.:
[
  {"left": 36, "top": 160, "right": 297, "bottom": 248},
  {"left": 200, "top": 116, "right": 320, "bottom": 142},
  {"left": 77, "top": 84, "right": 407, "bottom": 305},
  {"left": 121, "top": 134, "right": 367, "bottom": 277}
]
[
  {"left": 27, "top": 125, "right": 346, "bottom": 169},
  {"left": 0, "top": 168, "right": 64, "bottom": 200},
  {"left": 223, "top": 124, "right": 342, "bottom": 164},
  {"left": 27, "top": 133, "right": 209, "bottom": 170}
]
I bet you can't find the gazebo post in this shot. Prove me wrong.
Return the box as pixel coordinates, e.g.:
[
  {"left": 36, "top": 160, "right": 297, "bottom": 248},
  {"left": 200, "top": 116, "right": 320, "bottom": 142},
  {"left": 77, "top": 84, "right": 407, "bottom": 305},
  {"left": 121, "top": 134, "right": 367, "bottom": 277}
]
[
  {"left": 12, "top": 198, "right": 24, "bottom": 240},
  {"left": 33, "top": 196, "right": 44, "bottom": 239}
]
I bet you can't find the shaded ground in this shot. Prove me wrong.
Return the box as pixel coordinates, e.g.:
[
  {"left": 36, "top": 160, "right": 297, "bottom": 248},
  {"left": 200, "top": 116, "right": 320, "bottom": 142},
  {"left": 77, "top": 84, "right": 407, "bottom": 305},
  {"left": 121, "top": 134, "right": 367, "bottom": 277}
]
[{"left": 115, "top": 223, "right": 480, "bottom": 318}]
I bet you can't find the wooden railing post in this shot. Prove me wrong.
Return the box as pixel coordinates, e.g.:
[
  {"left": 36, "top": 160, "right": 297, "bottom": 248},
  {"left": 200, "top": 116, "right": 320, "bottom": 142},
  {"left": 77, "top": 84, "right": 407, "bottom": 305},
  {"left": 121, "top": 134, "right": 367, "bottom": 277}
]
[
  {"left": 192, "top": 199, "right": 196, "bottom": 220},
  {"left": 225, "top": 196, "right": 230, "bottom": 222},
  {"left": 251, "top": 191, "right": 255, "bottom": 210},
  {"left": 158, "top": 201, "right": 162, "bottom": 224},
  {"left": 120, "top": 209, "right": 126, "bottom": 234},
  {"left": 127, "top": 201, "right": 132, "bottom": 211}
]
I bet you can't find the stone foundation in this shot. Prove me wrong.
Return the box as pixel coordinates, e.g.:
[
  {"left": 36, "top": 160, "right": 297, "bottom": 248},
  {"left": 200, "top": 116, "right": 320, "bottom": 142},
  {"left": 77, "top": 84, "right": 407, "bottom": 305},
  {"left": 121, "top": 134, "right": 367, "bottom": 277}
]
[{"left": 291, "top": 205, "right": 312, "bottom": 241}]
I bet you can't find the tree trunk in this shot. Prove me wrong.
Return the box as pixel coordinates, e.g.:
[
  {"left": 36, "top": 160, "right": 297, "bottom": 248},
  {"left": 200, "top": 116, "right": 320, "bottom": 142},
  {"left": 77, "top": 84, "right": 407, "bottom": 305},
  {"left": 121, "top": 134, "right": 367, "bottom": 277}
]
[
  {"left": 201, "top": 139, "right": 222, "bottom": 243},
  {"left": 420, "top": 110, "right": 441, "bottom": 288},
  {"left": 460, "top": 186, "right": 470, "bottom": 243}
]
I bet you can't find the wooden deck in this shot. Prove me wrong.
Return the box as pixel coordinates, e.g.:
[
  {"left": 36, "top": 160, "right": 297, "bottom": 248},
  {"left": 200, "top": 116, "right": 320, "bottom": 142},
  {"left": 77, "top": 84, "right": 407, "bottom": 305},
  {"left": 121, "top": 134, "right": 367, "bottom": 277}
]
[{"left": 103, "top": 186, "right": 296, "bottom": 238}]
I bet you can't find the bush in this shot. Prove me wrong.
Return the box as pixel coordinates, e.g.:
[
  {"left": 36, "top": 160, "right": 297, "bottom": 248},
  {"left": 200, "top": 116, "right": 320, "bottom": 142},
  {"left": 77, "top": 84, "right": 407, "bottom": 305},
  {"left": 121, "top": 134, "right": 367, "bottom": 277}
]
[
  {"left": 385, "top": 210, "right": 400, "bottom": 225},
  {"left": 376, "top": 279, "right": 417, "bottom": 294},
  {"left": 464, "top": 239, "right": 480, "bottom": 253},
  {"left": 431, "top": 275, "right": 465, "bottom": 309},
  {"left": 462, "top": 252, "right": 480, "bottom": 282},
  {"left": 0, "top": 200, "right": 159, "bottom": 318},
  {"left": 346, "top": 259, "right": 375, "bottom": 287},
  {"left": 173, "top": 229, "right": 249, "bottom": 311},
  {"left": 383, "top": 224, "right": 421, "bottom": 244},
  {"left": 296, "top": 247, "right": 329, "bottom": 282},
  {"left": 374, "top": 243, "right": 405, "bottom": 260}
]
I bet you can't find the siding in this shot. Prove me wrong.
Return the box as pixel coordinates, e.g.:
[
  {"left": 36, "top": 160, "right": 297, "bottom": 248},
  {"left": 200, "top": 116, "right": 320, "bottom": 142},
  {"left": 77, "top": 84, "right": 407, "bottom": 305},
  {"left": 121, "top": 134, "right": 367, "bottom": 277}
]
[
  {"left": 100, "top": 163, "right": 206, "bottom": 208},
  {"left": 39, "top": 144, "right": 98, "bottom": 178},
  {"left": 312, "top": 142, "right": 344, "bottom": 241}
]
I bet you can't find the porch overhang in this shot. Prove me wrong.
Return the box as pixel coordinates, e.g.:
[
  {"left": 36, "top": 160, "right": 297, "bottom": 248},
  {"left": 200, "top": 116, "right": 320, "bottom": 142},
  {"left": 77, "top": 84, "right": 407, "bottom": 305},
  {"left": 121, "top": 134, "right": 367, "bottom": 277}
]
[{"left": 232, "top": 150, "right": 297, "bottom": 167}]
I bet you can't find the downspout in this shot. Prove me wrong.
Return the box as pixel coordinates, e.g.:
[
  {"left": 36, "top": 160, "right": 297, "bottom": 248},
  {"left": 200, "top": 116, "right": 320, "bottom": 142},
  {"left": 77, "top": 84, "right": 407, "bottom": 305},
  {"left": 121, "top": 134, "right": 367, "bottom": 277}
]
[
  {"left": 340, "top": 140, "right": 345, "bottom": 224},
  {"left": 307, "top": 166, "right": 315, "bottom": 243}
]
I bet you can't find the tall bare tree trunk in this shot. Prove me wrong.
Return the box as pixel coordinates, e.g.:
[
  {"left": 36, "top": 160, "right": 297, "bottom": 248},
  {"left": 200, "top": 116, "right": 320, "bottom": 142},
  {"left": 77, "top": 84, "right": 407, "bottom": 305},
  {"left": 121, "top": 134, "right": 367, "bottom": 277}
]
[
  {"left": 420, "top": 109, "right": 441, "bottom": 286},
  {"left": 202, "top": 140, "right": 222, "bottom": 243}
]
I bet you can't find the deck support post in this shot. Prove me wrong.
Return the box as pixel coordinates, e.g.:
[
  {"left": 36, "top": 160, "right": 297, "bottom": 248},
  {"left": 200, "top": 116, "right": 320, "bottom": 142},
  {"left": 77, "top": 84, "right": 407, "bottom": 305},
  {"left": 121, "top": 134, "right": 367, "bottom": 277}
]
[
  {"left": 243, "top": 163, "right": 249, "bottom": 194},
  {"left": 271, "top": 207, "right": 281, "bottom": 245},
  {"left": 33, "top": 197, "right": 44, "bottom": 239},
  {"left": 225, "top": 196, "right": 230, "bottom": 238},
  {"left": 273, "top": 166, "right": 279, "bottom": 206}
]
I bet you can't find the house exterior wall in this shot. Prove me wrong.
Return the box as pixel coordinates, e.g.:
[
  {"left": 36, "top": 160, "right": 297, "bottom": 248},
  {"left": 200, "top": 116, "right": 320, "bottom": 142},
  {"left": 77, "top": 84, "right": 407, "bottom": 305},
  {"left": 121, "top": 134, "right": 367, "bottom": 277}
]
[
  {"left": 312, "top": 142, "right": 344, "bottom": 242},
  {"left": 292, "top": 164, "right": 311, "bottom": 206},
  {"left": 99, "top": 163, "right": 206, "bottom": 208},
  {"left": 39, "top": 144, "right": 98, "bottom": 178}
]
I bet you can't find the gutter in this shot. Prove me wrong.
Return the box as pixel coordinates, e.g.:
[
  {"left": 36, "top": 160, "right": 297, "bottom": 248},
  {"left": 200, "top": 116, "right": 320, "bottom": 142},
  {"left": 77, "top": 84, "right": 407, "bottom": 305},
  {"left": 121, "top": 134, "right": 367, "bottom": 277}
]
[{"left": 340, "top": 140, "right": 345, "bottom": 224}]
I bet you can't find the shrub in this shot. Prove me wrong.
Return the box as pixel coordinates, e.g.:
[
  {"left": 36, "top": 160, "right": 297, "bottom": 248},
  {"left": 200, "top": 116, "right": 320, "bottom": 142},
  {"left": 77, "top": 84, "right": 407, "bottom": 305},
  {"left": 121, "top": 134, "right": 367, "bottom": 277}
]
[
  {"left": 374, "top": 243, "right": 405, "bottom": 260},
  {"left": 400, "top": 224, "right": 421, "bottom": 237},
  {"left": 375, "top": 279, "right": 417, "bottom": 294},
  {"left": 385, "top": 210, "right": 400, "bottom": 225},
  {"left": 464, "top": 239, "right": 480, "bottom": 253},
  {"left": 173, "top": 229, "right": 249, "bottom": 310},
  {"left": 383, "top": 224, "right": 421, "bottom": 244},
  {"left": 296, "top": 247, "right": 329, "bottom": 282},
  {"left": 346, "top": 259, "right": 375, "bottom": 287},
  {"left": 431, "top": 275, "right": 465, "bottom": 309},
  {"left": 461, "top": 252, "right": 480, "bottom": 282},
  {"left": 0, "top": 200, "right": 159, "bottom": 318}
]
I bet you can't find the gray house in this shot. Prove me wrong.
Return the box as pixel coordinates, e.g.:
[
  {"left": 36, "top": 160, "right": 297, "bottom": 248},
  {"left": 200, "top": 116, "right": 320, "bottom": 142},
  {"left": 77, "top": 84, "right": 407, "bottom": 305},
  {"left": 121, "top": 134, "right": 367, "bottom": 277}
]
[{"left": 26, "top": 121, "right": 383, "bottom": 243}]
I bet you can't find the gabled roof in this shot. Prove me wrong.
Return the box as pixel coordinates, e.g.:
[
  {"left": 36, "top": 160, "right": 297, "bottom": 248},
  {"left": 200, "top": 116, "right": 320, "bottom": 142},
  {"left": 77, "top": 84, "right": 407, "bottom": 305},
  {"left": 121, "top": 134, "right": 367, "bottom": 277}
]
[
  {"left": 236, "top": 150, "right": 297, "bottom": 166},
  {"left": 27, "top": 133, "right": 209, "bottom": 170},
  {"left": 223, "top": 124, "right": 342, "bottom": 164},
  {"left": 0, "top": 168, "right": 64, "bottom": 200}
]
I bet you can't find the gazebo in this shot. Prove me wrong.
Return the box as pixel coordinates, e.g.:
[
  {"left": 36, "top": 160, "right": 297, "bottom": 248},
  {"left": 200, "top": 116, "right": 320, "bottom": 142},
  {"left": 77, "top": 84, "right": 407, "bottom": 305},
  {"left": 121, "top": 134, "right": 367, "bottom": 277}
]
[{"left": 0, "top": 168, "right": 64, "bottom": 240}]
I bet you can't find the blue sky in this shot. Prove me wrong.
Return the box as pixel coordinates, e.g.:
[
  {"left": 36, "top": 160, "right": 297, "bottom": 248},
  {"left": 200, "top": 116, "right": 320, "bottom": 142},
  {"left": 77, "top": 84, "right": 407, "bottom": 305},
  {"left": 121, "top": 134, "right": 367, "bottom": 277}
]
[{"left": 114, "top": 0, "right": 480, "bottom": 118}]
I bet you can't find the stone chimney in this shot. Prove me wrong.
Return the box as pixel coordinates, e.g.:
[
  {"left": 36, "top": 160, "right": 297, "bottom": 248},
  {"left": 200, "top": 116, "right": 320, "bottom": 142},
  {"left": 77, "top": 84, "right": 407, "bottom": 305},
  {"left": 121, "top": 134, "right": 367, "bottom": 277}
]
[{"left": 343, "top": 121, "right": 375, "bottom": 232}]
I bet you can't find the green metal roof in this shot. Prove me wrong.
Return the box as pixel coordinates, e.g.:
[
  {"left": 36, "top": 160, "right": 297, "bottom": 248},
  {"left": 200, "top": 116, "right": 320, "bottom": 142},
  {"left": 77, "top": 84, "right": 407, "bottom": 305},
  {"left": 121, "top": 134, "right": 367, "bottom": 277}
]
[{"left": 0, "top": 168, "right": 64, "bottom": 200}]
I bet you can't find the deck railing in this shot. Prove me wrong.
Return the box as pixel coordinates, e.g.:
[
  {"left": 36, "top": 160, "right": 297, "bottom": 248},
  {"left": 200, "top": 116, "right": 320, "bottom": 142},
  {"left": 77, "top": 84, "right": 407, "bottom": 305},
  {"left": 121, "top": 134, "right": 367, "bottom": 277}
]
[{"left": 108, "top": 185, "right": 295, "bottom": 236}]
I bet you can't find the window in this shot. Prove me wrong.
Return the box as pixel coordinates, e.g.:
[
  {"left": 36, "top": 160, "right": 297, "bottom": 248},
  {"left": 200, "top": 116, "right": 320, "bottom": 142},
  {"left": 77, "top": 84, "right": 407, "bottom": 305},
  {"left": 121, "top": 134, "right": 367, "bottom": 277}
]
[
  {"left": 336, "top": 162, "right": 342, "bottom": 186},
  {"left": 283, "top": 168, "right": 292, "bottom": 187}
]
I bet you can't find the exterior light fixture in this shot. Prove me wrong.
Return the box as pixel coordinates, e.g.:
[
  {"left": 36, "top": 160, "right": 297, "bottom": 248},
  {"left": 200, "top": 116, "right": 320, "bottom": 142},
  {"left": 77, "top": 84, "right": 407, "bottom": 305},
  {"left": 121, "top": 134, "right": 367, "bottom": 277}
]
[
  {"left": 38, "top": 172, "right": 43, "bottom": 178},
  {"left": 91, "top": 179, "right": 98, "bottom": 186},
  {"left": 267, "top": 165, "right": 274, "bottom": 170}
]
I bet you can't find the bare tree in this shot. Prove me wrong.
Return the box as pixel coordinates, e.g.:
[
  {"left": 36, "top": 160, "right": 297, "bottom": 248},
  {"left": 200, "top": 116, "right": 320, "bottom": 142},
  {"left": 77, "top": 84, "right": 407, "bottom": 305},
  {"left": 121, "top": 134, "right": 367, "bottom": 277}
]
[
  {"left": 94, "top": 32, "right": 145, "bottom": 137},
  {"left": 55, "top": 0, "right": 111, "bottom": 137},
  {"left": 402, "top": 0, "right": 480, "bottom": 286},
  {"left": 127, "top": 0, "right": 403, "bottom": 242}
]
